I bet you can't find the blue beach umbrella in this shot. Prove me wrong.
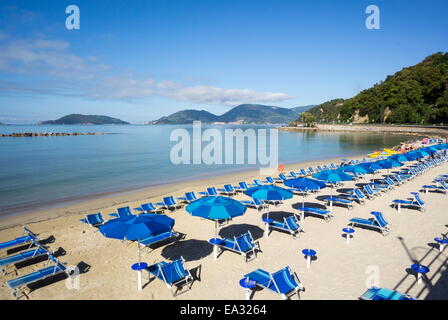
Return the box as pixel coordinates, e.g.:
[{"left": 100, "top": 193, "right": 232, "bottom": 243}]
[
  {"left": 360, "top": 162, "right": 382, "bottom": 172},
  {"left": 283, "top": 177, "right": 327, "bottom": 190},
  {"left": 389, "top": 153, "right": 414, "bottom": 162},
  {"left": 312, "top": 170, "right": 353, "bottom": 183},
  {"left": 340, "top": 165, "right": 374, "bottom": 175},
  {"left": 375, "top": 159, "right": 403, "bottom": 169},
  {"left": 99, "top": 214, "right": 175, "bottom": 263},
  {"left": 186, "top": 196, "right": 247, "bottom": 238},
  {"left": 283, "top": 177, "right": 326, "bottom": 208},
  {"left": 244, "top": 185, "right": 293, "bottom": 220},
  {"left": 312, "top": 170, "right": 353, "bottom": 195}
]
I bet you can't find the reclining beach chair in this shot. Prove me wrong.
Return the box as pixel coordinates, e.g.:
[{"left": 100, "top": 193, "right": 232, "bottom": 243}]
[
  {"left": 330, "top": 163, "right": 338, "bottom": 170},
  {"left": 324, "top": 196, "right": 354, "bottom": 210},
  {"left": 307, "top": 167, "right": 315, "bottom": 175},
  {"left": 199, "top": 187, "right": 219, "bottom": 197},
  {"left": 360, "top": 287, "right": 415, "bottom": 300},
  {"left": 423, "top": 180, "right": 448, "bottom": 194},
  {"left": 322, "top": 165, "right": 330, "bottom": 171},
  {"left": 244, "top": 266, "right": 304, "bottom": 300},
  {"left": 176, "top": 192, "right": 198, "bottom": 204},
  {"left": 289, "top": 171, "right": 299, "bottom": 178},
  {"left": 296, "top": 206, "right": 332, "bottom": 222},
  {"left": 212, "top": 231, "right": 260, "bottom": 262},
  {"left": 343, "top": 188, "right": 367, "bottom": 205},
  {"left": 392, "top": 192, "right": 426, "bottom": 212},
  {"left": 363, "top": 185, "right": 379, "bottom": 199},
  {"left": 140, "top": 230, "right": 180, "bottom": 252},
  {"left": 219, "top": 184, "right": 237, "bottom": 196},
  {"left": 156, "top": 196, "right": 184, "bottom": 211},
  {"left": 263, "top": 215, "right": 303, "bottom": 238},
  {"left": 109, "top": 206, "right": 134, "bottom": 218},
  {"left": 275, "top": 173, "right": 289, "bottom": 183},
  {"left": 134, "top": 203, "right": 164, "bottom": 214},
  {"left": 253, "top": 179, "right": 265, "bottom": 186},
  {"left": 80, "top": 212, "right": 106, "bottom": 227},
  {"left": 299, "top": 169, "right": 308, "bottom": 176},
  {"left": 6, "top": 255, "right": 68, "bottom": 299},
  {"left": 241, "top": 198, "right": 267, "bottom": 210},
  {"left": 317, "top": 165, "right": 324, "bottom": 172},
  {"left": 0, "top": 227, "right": 39, "bottom": 253},
  {"left": 233, "top": 181, "right": 250, "bottom": 192},
  {"left": 348, "top": 211, "right": 390, "bottom": 236},
  {"left": 262, "top": 177, "right": 276, "bottom": 184},
  {"left": 146, "top": 257, "right": 193, "bottom": 296},
  {"left": 0, "top": 246, "right": 49, "bottom": 276}
]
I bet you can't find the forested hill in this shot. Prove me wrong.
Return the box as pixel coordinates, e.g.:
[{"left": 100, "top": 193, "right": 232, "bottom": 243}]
[{"left": 296, "top": 52, "right": 448, "bottom": 125}]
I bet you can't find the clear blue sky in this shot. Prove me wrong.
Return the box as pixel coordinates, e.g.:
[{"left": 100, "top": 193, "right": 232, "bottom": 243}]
[{"left": 0, "top": 0, "right": 447, "bottom": 123}]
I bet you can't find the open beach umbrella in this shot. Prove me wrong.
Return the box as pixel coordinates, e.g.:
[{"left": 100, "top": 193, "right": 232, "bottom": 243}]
[
  {"left": 283, "top": 177, "right": 326, "bottom": 190},
  {"left": 244, "top": 185, "right": 293, "bottom": 221},
  {"left": 312, "top": 170, "right": 353, "bottom": 195},
  {"left": 283, "top": 177, "right": 326, "bottom": 207},
  {"left": 389, "top": 153, "right": 415, "bottom": 162},
  {"left": 375, "top": 159, "right": 403, "bottom": 169},
  {"left": 360, "top": 162, "right": 382, "bottom": 172},
  {"left": 99, "top": 214, "right": 175, "bottom": 263},
  {"left": 186, "top": 196, "right": 247, "bottom": 239},
  {"left": 340, "top": 165, "right": 374, "bottom": 175}
]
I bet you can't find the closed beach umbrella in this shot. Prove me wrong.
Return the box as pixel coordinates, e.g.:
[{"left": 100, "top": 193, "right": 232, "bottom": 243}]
[
  {"left": 186, "top": 196, "right": 247, "bottom": 239},
  {"left": 99, "top": 214, "right": 175, "bottom": 263}
]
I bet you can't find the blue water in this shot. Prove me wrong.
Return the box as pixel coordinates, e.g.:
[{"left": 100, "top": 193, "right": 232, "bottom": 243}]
[{"left": 0, "top": 124, "right": 413, "bottom": 217}]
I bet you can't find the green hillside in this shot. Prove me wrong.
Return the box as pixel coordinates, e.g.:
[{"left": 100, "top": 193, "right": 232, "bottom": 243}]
[
  {"left": 296, "top": 52, "right": 448, "bottom": 125},
  {"left": 41, "top": 114, "right": 129, "bottom": 125}
]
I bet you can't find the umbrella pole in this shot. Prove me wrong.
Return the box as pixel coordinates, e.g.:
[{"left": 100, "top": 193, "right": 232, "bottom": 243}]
[
  {"left": 213, "top": 220, "right": 218, "bottom": 260},
  {"left": 264, "top": 202, "right": 270, "bottom": 239},
  {"left": 137, "top": 239, "right": 143, "bottom": 291}
]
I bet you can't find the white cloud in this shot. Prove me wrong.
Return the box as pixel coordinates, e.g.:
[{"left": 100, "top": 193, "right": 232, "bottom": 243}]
[{"left": 0, "top": 34, "right": 294, "bottom": 106}]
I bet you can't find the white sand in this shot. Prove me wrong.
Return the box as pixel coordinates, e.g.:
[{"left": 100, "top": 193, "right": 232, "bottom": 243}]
[{"left": 0, "top": 156, "right": 447, "bottom": 300}]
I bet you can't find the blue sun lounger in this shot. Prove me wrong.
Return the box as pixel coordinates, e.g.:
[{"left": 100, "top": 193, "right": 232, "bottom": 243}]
[
  {"left": 263, "top": 215, "right": 303, "bottom": 238},
  {"left": 140, "top": 231, "right": 180, "bottom": 251},
  {"left": 349, "top": 211, "right": 390, "bottom": 236},
  {"left": 1, "top": 246, "right": 49, "bottom": 275},
  {"left": 253, "top": 179, "right": 265, "bottom": 186},
  {"left": 213, "top": 231, "right": 260, "bottom": 262},
  {"left": 134, "top": 203, "right": 164, "bottom": 214},
  {"left": 262, "top": 177, "right": 276, "bottom": 184},
  {"left": 199, "top": 187, "right": 219, "bottom": 197},
  {"left": 233, "top": 181, "right": 250, "bottom": 192},
  {"left": 392, "top": 192, "right": 426, "bottom": 212},
  {"left": 109, "top": 206, "right": 134, "bottom": 218},
  {"left": 363, "top": 185, "right": 380, "bottom": 199},
  {"left": 244, "top": 266, "right": 304, "bottom": 300},
  {"left": 6, "top": 255, "right": 68, "bottom": 299},
  {"left": 360, "top": 287, "right": 415, "bottom": 300},
  {"left": 296, "top": 206, "right": 333, "bottom": 221},
  {"left": 422, "top": 181, "right": 448, "bottom": 194},
  {"left": 177, "top": 192, "right": 198, "bottom": 203},
  {"left": 156, "top": 196, "right": 184, "bottom": 210},
  {"left": 324, "top": 196, "right": 354, "bottom": 209},
  {"left": 344, "top": 188, "right": 367, "bottom": 205},
  {"left": 80, "top": 212, "right": 105, "bottom": 227},
  {"left": 299, "top": 169, "right": 308, "bottom": 176},
  {"left": 0, "top": 227, "right": 39, "bottom": 252},
  {"left": 308, "top": 167, "right": 315, "bottom": 175},
  {"left": 217, "top": 184, "right": 237, "bottom": 196},
  {"left": 146, "top": 257, "right": 193, "bottom": 296},
  {"left": 241, "top": 198, "right": 267, "bottom": 210}
]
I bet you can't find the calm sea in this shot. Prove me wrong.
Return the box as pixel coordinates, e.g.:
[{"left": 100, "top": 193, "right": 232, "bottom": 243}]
[{"left": 0, "top": 124, "right": 414, "bottom": 217}]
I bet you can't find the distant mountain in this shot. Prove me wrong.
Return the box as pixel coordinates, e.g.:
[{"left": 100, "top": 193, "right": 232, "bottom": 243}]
[
  {"left": 154, "top": 104, "right": 301, "bottom": 124},
  {"left": 41, "top": 114, "right": 129, "bottom": 125},
  {"left": 290, "top": 105, "right": 316, "bottom": 115},
  {"left": 155, "top": 109, "right": 219, "bottom": 124},
  {"left": 293, "top": 52, "right": 448, "bottom": 125}
]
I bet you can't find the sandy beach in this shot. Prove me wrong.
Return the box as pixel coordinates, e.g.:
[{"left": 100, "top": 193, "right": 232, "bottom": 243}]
[{"left": 0, "top": 153, "right": 447, "bottom": 300}]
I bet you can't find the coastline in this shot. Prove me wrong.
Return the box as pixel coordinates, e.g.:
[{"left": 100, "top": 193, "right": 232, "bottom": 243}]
[
  {"left": 0, "top": 153, "right": 366, "bottom": 230},
  {"left": 279, "top": 124, "right": 448, "bottom": 137}
]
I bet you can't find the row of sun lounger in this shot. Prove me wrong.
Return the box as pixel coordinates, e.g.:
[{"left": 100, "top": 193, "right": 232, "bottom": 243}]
[{"left": 0, "top": 227, "right": 72, "bottom": 299}]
